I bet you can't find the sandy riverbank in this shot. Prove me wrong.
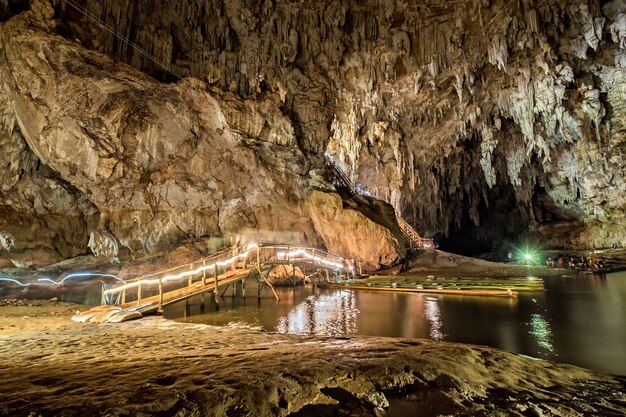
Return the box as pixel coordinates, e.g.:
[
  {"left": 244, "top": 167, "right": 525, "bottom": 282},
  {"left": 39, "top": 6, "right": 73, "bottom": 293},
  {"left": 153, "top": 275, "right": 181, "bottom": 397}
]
[
  {"left": 1, "top": 299, "right": 624, "bottom": 417},
  {"left": 396, "top": 250, "right": 603, "bottom": 279}
]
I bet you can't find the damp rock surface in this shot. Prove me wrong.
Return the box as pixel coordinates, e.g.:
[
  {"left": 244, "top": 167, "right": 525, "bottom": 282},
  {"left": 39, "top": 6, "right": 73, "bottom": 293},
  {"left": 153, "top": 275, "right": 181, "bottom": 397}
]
[
  {"left": 0, "top": 305, "right": 624, "bottom": 417},
  {"left": 0, "top": 2, "right": 401, "bottom": 269}
]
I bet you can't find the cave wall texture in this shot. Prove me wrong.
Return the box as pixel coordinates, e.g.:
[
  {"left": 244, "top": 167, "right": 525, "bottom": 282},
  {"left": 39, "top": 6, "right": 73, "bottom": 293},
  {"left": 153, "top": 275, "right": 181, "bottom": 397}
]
[{"left": 1, "top": 0, "right": 625, "bottom": 266}]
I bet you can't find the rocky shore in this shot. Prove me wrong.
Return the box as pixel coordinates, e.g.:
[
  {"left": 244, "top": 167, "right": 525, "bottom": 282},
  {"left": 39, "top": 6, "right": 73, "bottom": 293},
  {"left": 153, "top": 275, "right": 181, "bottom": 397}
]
[{"left": 0, "top": 299, "right": 624, "bottom": 417}]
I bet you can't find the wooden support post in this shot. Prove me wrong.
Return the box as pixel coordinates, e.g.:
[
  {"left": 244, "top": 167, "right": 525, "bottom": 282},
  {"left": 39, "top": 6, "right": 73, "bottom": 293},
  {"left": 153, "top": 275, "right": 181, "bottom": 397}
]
[
  {"left": 158, "top": 279, "right": 164, "bottom": 313},
  {"left": 220, "top": 284, "right": 230, "bottom": 298},
  {"left": 121, "top": 288, "right": 126, "bottom": 305},
  {"left": 202, "top": 260, "right": 207, "bottom": 285},
  {"left": 262, "top": 267, "right": 280, "bottom": 301},
  {"left": 325, "top": 269, "right": 330, "bottom": 282},
  {"left": 214, "top": 263, "right": 219, "bottom": 310},
  {"left": 255, "top": 265, "right": 264, "bottom": 299},
  {"left": 242, "top": 278, "right": 246, "bottom": 299},
  {"left": 188, "top": 263, "right": 193, "bottom": 286},
  {"left": 200, "top": 293, "right": 205, "bottom": 312},
  {"left": 214, "top": 288, "right": 220, "bottom": 310},
  {"left": 137, "top": 282, "right": 142, "bottom": 306}
]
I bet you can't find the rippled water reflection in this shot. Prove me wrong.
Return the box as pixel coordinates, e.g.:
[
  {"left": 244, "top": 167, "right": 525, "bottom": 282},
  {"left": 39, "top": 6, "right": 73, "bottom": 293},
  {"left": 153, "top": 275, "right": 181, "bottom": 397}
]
[{"left": 168, "top": 271, "right": 626, "bottom": 375}]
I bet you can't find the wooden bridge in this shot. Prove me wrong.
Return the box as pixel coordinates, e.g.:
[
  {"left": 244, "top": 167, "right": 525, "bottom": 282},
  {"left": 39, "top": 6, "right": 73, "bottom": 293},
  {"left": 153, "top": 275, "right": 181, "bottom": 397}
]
[
  {"left": 73, "top": 244, "right": 358, "bottom": 323},
  {"left": 324, "top": 152, "right": 434, "bottom": 251}
]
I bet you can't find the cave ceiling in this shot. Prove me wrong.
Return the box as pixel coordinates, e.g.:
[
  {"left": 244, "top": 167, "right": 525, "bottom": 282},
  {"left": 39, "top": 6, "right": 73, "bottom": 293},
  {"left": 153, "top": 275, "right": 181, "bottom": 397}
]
[{"left": 0, "top": 0, "right": 625, "bottom": 265}]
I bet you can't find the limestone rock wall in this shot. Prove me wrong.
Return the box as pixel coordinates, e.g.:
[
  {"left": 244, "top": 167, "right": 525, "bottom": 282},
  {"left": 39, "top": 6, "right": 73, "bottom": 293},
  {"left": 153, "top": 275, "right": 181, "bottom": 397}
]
[
  {"left": 0, "top": 3, "right": 404, "bottom": 268},
  {"left": 2, "top": 0, "right": 626, "bottom": 261},
  {"left": 38, "top": 0, "right": 626, "bottom": 250}
]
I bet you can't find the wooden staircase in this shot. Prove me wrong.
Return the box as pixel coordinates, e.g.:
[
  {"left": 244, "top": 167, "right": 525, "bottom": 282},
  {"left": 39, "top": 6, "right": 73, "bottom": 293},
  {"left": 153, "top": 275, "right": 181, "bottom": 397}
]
[{"left": 325, "top": 152, "right": 434, "bottom": 251}]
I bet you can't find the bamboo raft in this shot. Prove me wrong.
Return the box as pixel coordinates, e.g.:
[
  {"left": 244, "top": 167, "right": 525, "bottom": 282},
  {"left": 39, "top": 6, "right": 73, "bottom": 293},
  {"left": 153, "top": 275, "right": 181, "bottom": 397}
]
[{"left": 322, "top": 276, "right": 546, "bottom": 297}]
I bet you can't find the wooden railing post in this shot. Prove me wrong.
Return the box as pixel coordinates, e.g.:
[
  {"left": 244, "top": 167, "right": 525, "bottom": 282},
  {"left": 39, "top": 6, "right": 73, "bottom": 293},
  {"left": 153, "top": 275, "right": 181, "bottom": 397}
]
[
  {"left": 137, "top": 282, "right": 142, "bottom": 306},
  {"left": 158, "top": 279, "right": 164, "bottom": 313},
  {"left": 214, "top": 263, "right": 219, "bottom": 310},
  {"left": 188, "top": 263, "right": 193, "bottom": 286},
  {"left": 202, "top": 260, "right": 207, "bottom": 285},
  {"left": 121, "top": 288, "right": 126, "bottom": 305}
]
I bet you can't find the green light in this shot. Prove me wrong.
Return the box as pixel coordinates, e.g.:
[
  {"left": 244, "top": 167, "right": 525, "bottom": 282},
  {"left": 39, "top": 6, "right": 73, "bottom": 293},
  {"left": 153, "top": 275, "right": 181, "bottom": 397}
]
[{"left": 514, "top": 244, "right": 542, "bottom": 265}]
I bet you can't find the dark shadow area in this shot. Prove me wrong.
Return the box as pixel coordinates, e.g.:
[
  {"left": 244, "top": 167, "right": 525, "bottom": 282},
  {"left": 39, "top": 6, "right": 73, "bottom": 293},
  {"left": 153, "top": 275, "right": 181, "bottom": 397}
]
[
  {"left": 288, "top": 387, "right": 371, "bottom": 417},
  {"left": 0, "top": 0, "right": 29, "bottom": 21},
  {"left": 438, "top": 180, "right": 530, "bottom": 256}
]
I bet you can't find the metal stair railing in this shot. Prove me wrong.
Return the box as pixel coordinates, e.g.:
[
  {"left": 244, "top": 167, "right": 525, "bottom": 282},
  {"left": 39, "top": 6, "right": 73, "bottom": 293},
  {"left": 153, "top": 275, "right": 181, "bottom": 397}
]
[{"left": 324, "top": 152, "right": 434, "bottom": 251}]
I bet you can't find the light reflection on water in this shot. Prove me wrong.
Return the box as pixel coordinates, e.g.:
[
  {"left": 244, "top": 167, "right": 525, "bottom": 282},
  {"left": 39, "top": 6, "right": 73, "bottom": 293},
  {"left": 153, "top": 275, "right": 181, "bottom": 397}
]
[
  {"left": 529, "top": 313, "right": 555, "bottom": 354},
  {"left": 276, "top": 290, "right": 358, "bottom": 335},
  {"left": 425, "top": 297, "right": 445, "bottom": 340},
  {"left": 168, "top": 271, "right": 626, "bottom": 375}
]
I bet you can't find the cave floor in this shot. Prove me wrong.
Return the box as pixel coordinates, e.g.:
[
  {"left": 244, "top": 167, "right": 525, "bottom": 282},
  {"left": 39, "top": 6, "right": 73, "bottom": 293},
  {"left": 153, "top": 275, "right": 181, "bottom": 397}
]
[
  {"left": 0, "top": 299, "right": 624, "bottom": 417},
  {"left": 395, "top": 250, "right": 625, "bottom": 279}
]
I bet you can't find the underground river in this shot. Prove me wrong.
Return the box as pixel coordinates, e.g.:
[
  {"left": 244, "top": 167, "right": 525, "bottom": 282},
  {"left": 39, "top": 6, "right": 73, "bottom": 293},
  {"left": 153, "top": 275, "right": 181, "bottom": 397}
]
[{"left": 165, "top": 271, "right": 626, "bottom": 376}]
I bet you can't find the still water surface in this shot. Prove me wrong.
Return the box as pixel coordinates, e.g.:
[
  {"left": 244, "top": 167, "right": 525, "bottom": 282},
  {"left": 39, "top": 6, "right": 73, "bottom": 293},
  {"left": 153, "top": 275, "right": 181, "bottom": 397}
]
[{"left": 166, "top": 271, "right": 626, "bottom": 375}]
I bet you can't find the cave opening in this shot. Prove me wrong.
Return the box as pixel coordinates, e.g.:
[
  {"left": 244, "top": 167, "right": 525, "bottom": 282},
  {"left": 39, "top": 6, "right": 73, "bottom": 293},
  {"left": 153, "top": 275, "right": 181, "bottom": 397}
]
[{"left": 437, "top": 180, "right": 531, "bottom": 259}]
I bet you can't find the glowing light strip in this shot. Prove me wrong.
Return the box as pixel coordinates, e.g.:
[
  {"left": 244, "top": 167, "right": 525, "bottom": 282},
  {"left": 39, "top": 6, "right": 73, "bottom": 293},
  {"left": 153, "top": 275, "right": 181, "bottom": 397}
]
[
  {"left": 38, "top": 273, "right": 122, "bottom": 285},
  {"left": 104, "top": 244, "right": 347, "bottom": 296},
  {"left": 0, "top": 277, "right": 32, "bottom": 287},
  {"left": 0, "top": 272, "right": 121, "bottom": 288},
  {"left": 276, "top": 249, "right": 345, "bottom": 269},
  {"left": 103, "top": 245, "right": 259, "bottom": 296}
]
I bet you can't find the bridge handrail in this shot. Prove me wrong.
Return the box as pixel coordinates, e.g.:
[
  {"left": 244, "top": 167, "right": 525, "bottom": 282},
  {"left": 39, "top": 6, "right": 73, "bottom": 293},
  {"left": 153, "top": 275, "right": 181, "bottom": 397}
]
[
  {"left": 113, "top": 243, "right": 347, "bottom": 288},
  {"left": 126, "top": 246, "right": 237, "bottom": 282},
  {"left": 257, "top": 243, "right": 344, "bottom": 261},
  {"left": 325, "top": 152, "right": 433, "bottom": 251}
]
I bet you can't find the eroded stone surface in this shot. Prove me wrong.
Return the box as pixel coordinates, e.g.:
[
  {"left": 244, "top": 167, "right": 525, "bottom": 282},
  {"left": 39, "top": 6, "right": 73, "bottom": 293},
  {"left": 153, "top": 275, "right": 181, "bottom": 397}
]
[
  {"left": 0, "top": 306, "right": 623, "bottom": 417},
  {"left": 1, "top": 0, "right": 626, "bottom": 268},
  {"left": 34, "top": 0, "right": 625, "bottom": 250},
  {"left": 0, "top": 3, "right": 401, "bottom": 269}
]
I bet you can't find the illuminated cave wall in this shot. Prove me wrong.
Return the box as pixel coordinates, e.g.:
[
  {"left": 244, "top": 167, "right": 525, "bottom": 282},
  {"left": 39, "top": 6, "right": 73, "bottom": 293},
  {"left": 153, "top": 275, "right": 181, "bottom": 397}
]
[{"left": 1, "top": 0, "right": 625, "bottom": 264}]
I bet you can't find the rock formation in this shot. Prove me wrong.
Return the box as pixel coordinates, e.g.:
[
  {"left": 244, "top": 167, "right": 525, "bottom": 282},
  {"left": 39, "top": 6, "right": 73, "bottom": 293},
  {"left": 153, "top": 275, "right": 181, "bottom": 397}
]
[
  {"left": 0, "top": 1, "right": 404, "bottom": 269},
  {"left": 1, "top": 0, "right": 625, "bottom": 266}
]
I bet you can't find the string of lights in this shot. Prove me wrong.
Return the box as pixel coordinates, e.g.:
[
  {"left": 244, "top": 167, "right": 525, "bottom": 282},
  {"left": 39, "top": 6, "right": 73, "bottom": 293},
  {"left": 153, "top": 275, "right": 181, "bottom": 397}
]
[
  {"left": 0, "top": 272, "right": 122, "bottom": 288},
  {"left": 102, "top": 244, "right": 348, "bottom": 297}
]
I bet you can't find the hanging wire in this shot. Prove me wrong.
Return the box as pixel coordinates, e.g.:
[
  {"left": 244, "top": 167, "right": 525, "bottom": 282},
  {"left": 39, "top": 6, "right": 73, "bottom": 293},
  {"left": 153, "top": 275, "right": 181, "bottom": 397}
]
[{"left": 62, "top": 0, "right": 182, "bottom": 80}]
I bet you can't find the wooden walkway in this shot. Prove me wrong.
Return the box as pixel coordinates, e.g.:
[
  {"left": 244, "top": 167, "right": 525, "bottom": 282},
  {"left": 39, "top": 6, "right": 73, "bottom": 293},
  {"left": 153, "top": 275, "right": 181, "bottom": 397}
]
[
  {"left": 321, "top": 283, "right": 519, "bottom": 297},
  {"left": 76, "top": 244, "right": 355, "bottom": 322},
  {"left": 119, "top": 269, "right": 251, "bottom": 315}
]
